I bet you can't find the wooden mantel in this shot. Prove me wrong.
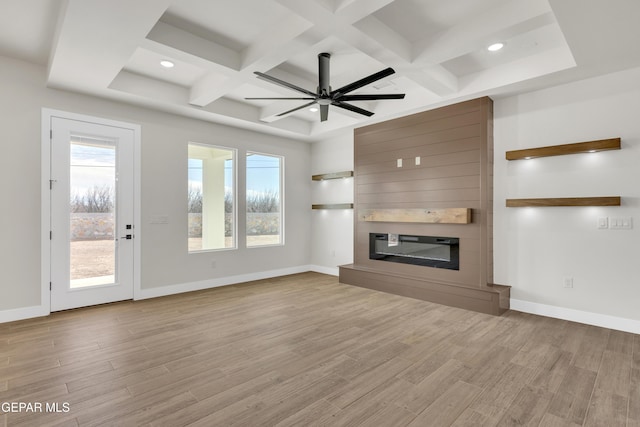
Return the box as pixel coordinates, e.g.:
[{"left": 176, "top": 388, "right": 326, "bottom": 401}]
[{"left": 359, "top": 208, "right": 471, "bottom": 224}]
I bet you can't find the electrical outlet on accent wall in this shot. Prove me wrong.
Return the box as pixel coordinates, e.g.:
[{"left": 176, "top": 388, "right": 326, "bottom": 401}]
[{"left": 563, "top": 277, "right": 573, "bottom": 288}]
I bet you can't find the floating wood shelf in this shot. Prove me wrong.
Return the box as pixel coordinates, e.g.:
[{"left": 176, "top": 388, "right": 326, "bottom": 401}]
[
  {"left": 312, "top": 171, "right": 354, "bottom": 181},
  {"left": 312, "top": 203, "right": 354, "bottom": 210},
  {"left": 360, "top": 208, "right": 471, "bottom": 224},
  {"left": 506, "top": 197, "right": 621, "bottom": 207},
  {"left": 505, "top": 138, "right": 621, "bottom": 161}
]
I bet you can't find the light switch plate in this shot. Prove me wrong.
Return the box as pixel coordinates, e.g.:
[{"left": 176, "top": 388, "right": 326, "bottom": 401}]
[
  {"left": 610, "top": 217, "right": 633, "bottom": 229},
  {"left": 597, "top": 217, "right": 608, "bottom": 229},
  {"left": 150, "top": 215, "right": 169, "bottom": 224},
  {"left": 397, "top": 158, "right": 402, "bottom": 168}
]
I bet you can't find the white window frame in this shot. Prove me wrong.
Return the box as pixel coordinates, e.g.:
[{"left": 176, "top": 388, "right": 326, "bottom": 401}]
[
  {"left": 188, "top": 142, "right": 237, "bottom": 253},
  {"left": 246, "top": 151, "right": 284, "bottom": 248}
]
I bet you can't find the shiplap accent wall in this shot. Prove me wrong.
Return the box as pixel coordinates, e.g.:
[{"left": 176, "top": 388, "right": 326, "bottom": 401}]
[{"left": 340, "top": 97, "right": 509, "bottom": 315}]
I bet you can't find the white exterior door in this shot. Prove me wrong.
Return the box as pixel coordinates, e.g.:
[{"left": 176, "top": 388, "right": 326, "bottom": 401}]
[{"left": 49, "top": 116, "right": 135, "bottom": 311}]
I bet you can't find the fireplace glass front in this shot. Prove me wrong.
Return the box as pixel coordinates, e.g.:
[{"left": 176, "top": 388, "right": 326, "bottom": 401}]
[{"left": 369, "top": 233, "right": 459, "bottom": 270}]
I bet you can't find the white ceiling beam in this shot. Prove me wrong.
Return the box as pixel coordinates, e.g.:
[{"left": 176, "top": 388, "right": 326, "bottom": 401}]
[
  {"left": 138, "top": 38, "right": 232, "bottom": 77},
  {"left": 259, "top": 101, "right": 311, "bottom": 123},
  {"left": 200, "top": 97, "right": 260, "bottom": 123},
  {"left": 111, "top": 70, "right": 313, "bottom": 137},
  {"left": 253, "top": 68, "right": 319, "bottom": 123},
  {"left": 412, "top": 0, "right": 552, "bottom": 66},
  {"left": 143, "top": 22, "right": 318, "bottom": 108},
  {"left": 203, "top": 98, "right": 312, "bottom": 136},
  {"left": 354, "top": 16, "right": 412, "bottom": 62},
  {"left": 333, "top": 0, "right": 356, "bottom": 13},
  {"left": 399, "top": 65, "right": 459, "bottom": 96},
  {"left": 331, "top": 0, "right": 395, "bottom": 23},
  {"left": 146, "top": 21, "right": 240, "bottom": 72},
  {"left": 190, "top": 58, "right": 319, "bottom": 108},
  {"left": 172, "top": 6, "right": 314, "bottom": 108},
  {"left": 257, "top": 68, "right": 317, "bottom": 94},
  {"left": 457, "top": 45, "right": 576, "bottom": 96},
  {"left": 274, "top": 0, "right": 391, "bottom": 34},
  {"left": 240, "top": 15, "right": 312, "bottom": 70},
  {"left": 189, "top": 73, "right": 234, "bottom": 107},
  {"left": 47, "top": 0, "right": 171, "bottom": 90},
  {"left": 276, "top": 0, "right": 432, "bottom": 95},
  {"left": 109, "top": 70, "right": 190, "bottom": 105},
  {"left": 141, "top": 29, "right": 246, "bottom": 107},
  {"left": 274, "top": 0, "right": 455, "bottom": 96}
]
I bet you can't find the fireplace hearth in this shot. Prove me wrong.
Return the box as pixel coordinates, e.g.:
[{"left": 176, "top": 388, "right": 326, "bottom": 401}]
[{"left": 369, "top": 233, "right": 460, "bottom": 270}]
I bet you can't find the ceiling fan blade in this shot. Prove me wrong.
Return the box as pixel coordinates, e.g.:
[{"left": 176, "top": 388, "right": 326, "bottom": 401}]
[
  {"left": 276, "top": 101, "right": 317, "bottom": 117},
  {"left": 320, "top": 104, "right": 329, "bottom": 122},
  {"left": 245, "top": 97, "right": 316, "bottom": 100},
  {"left": 332, "top": 101, "right": 374, "bottom": 117},
  {"left": 332, "top": 67, "right": 396, "bottom": 96},
  {"left": 254, "top": 72, "right": 316, "bottom": 97},
  {"left": 318, "top": 53, "right": 331, "bottom": 96},
  {"left": 337, "top": 94, "right": 405, "bottom": 101}
]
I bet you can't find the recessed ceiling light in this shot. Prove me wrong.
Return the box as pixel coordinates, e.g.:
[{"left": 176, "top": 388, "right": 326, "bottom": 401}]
[
  {"left": 309, "top": 107, "right": 319, "bottom": 112},
  {"left": 487, "top": 42, "right": 505, "bottom": 52},
  {"left": 160, "top": 60, "right": 175, "bottom": 68}
]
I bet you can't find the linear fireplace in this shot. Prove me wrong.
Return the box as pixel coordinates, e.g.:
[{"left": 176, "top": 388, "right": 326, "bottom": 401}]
[{"left": 369, "top": 233, "right": 460, "bottom": 270}]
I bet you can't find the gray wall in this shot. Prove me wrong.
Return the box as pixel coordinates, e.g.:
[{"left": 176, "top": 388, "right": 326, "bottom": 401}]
[
  {"left": 0, "top": 55, "right": 311, "bottom": 312},
  {"left": 493, "top": 66, "right": 640, "bottom": 322},
  {"left": 310, "top": 133, "right": 354, "bottom": 274}
]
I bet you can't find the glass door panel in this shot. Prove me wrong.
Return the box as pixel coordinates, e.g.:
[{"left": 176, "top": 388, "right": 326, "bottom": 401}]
[{"left": 69, "top": 137, "right": 116, "bottom": 288}]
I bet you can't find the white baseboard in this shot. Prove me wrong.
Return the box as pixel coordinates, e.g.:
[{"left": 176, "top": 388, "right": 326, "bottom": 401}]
[
  {"left": 510, "top": 299, "right": 640, "bottom": 334},
  {"left": 0, "top": 305, "right": 48, "bottom": 324},
  {"left": 136, "top": 265, "right": 313, "bottom": 300},
  {"left": 309, "top": 265, "right": 339, "bottom": 276}
]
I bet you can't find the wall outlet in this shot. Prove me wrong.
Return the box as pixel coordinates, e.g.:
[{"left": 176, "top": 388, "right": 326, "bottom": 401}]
[
  {"left": 415, "top": 156, "right": 421, "bottom": 166},
  {"left": 563, "top": 277, "right": 573, "bottom": 288},
  {"left": 397, "top": 158, "right": 403, "bottom": 168}
]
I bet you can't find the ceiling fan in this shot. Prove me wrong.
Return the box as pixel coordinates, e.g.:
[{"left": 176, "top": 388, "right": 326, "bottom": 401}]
[{"left": 245, "top": 53, "right": 405, "bottom": 122}]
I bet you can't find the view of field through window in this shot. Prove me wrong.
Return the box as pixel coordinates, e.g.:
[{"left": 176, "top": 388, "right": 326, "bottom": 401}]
[
  {"left": 69, "top": 138, "right": 117, "bottom": 288},
  {"left": 68, "top": 144, "right": 284, "bottom": 280},
  {"left": 187, "top": 143, "right": 235, "bottom": 251},
  {"left": 246, "top": 152, "right": 282, "bottom": 247}
]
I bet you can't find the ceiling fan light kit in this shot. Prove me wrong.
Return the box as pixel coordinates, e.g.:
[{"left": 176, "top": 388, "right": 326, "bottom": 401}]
[{"left": 246, "top": 53, "right": 405, "bottom": 122}]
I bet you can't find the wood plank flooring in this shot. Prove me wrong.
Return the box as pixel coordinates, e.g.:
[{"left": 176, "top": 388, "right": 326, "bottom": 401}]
[{"left": 0, "top": 272, "right": 638, "bottom": 426}]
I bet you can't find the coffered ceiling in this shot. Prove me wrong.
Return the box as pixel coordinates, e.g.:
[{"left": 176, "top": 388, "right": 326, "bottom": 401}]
[{"left": 2, "top": 0, "right": 640, "bottom": 141}]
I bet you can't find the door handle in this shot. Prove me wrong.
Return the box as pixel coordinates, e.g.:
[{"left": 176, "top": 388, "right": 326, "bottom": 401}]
[{"left": 120, "top": 234, "right": 133, "bottom": 240}]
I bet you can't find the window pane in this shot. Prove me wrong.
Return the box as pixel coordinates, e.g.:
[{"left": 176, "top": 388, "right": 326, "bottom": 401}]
[
  {"left": 246, "top": 152, "right": 283, "bottom": 247},
  {"left": 188, "top": 144, "right": 235, "bottom": 251},
  {"left": 69, "top": 137, "right": 116, "bottom": 288}
]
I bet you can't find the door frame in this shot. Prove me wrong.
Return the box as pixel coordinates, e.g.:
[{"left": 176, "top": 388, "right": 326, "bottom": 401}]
[{"left": 41, "top": 108, "right": 142, "bottom": 314}]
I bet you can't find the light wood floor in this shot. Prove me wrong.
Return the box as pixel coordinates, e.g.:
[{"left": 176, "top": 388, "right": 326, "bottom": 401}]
[{"left": 1, "top": 272, "right": 638, "bottom": 426}]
